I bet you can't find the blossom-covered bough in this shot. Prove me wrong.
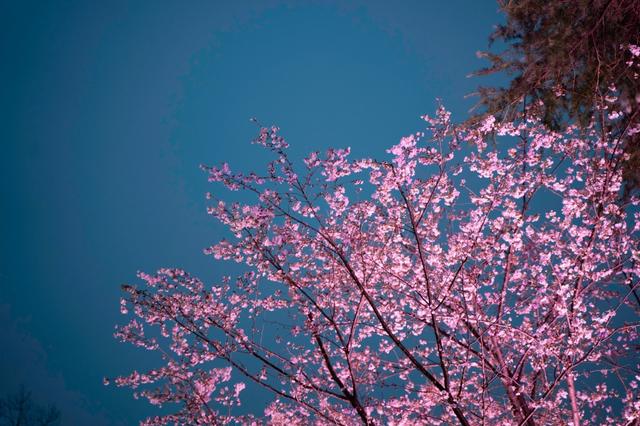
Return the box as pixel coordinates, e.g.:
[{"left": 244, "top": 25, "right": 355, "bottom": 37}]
[{"left": 109, "top": 50, "right": 640, "bottom": 425}]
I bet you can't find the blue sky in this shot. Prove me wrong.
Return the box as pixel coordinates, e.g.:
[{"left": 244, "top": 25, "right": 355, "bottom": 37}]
[{"left": 0, "top": 1, "right": 503, "bottom": 423}]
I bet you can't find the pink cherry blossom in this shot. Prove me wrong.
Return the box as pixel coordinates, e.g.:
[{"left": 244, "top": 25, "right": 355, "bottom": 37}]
[{"left": 110, "top": 87, "right": 639, "bottom": 424}]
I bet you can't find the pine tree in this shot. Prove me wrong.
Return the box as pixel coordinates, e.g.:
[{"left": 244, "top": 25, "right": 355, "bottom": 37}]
[{"left": 472, "top": 0, "right": 640, "bottom": 191}]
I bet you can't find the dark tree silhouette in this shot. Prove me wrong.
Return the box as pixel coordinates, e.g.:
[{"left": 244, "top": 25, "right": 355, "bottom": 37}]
[{"left": 0, "top": 387, "right": 60, "bottom": 426}]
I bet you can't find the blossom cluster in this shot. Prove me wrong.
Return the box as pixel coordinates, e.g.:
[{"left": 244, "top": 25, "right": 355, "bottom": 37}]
[{"left": 110, "top": 99, "right": 639, "bottom": 424}]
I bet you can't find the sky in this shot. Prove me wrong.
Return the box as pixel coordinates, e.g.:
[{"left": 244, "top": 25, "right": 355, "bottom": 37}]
[{"left": 0, "top": 1, "right": 504, "bottom": 424}]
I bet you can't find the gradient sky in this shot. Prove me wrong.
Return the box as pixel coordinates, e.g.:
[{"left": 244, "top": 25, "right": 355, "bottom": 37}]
[{"left": 1, "top": 1, "right": 504, "bottom": 423}]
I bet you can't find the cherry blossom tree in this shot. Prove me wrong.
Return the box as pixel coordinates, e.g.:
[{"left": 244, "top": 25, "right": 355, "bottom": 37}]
[{"left": 108, "top": 47, "right": 640, "bottom": 425}]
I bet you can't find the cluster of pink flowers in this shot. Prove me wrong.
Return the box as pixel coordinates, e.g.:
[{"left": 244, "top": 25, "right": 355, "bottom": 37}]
[{"left": 110, "top": 92, "right": 639, "bottom": 424}]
